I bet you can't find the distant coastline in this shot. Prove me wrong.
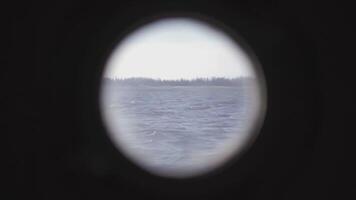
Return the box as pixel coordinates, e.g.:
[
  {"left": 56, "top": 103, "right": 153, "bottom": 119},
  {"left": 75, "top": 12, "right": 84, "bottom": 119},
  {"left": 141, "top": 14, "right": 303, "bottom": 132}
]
[{"left": 103, "top": 77, "right": 254, "bottom": 87}]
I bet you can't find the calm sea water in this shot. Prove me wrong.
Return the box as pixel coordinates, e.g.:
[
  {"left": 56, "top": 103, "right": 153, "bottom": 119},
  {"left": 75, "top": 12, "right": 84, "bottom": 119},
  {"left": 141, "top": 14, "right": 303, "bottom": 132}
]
[{"left": 102, "top": 85, "right": 258, "bottom": 175}]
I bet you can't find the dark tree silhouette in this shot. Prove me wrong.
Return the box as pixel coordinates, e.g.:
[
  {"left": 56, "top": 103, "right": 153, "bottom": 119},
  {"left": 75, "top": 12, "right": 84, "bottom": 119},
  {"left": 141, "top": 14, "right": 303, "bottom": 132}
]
[{"left": 103, "top": 77, "right": 255, "bottom": 87}]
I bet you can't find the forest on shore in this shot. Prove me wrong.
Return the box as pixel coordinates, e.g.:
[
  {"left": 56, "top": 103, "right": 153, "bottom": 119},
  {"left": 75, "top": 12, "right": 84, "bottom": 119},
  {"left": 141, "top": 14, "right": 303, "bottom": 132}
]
[{"left": 102, "top": 77, "right": 254, "bottom": 86}]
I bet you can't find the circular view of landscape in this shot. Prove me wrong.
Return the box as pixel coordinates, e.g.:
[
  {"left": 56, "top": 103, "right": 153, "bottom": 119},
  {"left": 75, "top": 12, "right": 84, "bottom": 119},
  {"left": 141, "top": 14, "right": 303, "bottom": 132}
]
[{"left": 100, "top": 16, "right": 266, "bottom": 178}]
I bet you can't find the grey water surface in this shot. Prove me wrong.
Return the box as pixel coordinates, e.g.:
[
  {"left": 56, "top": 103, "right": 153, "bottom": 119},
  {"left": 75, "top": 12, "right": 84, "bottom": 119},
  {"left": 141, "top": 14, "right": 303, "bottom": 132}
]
[{"left": 102, "top": 83, "right": 259, "bottom": 176}]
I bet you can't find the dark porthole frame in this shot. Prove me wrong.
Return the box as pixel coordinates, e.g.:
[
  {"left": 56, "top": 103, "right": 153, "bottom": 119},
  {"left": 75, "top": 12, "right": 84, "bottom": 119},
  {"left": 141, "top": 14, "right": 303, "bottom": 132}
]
[{"left": 75, "top": 3, "right": 320, "bottom": 199}]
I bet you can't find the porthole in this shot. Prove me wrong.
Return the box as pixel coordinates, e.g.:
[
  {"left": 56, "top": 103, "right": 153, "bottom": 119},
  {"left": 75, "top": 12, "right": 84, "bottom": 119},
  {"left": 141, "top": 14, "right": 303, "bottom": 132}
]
[{"left": 99, "top": 15, "right": 267, "bottom": 178}]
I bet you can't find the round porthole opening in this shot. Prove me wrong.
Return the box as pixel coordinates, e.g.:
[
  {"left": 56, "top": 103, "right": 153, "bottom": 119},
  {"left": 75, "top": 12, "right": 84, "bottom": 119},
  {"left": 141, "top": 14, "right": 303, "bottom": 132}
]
[{"left": 100, "top": 14, "right": 267, "bottom": 178}]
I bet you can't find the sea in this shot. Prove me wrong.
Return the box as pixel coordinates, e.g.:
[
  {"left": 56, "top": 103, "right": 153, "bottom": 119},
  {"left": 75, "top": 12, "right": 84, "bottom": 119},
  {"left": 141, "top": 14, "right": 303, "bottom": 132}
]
[{"left": 101, "top": 84, "right": 260, "bottom": 176}]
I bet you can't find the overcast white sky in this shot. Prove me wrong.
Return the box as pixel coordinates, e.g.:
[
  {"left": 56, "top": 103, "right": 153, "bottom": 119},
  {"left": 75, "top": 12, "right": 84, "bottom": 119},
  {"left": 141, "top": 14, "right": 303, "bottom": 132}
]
[{"left": 104, "top": 17, "right": 255, "bottom": 80}]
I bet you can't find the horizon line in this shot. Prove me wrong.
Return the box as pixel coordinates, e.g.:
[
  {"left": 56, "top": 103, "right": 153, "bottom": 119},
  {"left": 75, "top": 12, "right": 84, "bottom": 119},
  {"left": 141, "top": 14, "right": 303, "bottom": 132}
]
[{"left": 103, "top": 76, "right": 252, "bottom": 81}]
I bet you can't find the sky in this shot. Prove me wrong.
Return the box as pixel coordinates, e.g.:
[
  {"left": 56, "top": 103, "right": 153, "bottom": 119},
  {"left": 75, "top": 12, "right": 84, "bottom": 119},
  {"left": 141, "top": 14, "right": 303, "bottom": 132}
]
[{"left": 104, "top": 17, "right": 256, "bottom": 80}]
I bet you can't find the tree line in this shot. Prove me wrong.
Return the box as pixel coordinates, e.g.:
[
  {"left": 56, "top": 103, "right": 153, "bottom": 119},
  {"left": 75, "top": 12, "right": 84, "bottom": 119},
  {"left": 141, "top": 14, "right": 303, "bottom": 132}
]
[{"left": 103, "top": 77, "right": 254, "bottom": 86}]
